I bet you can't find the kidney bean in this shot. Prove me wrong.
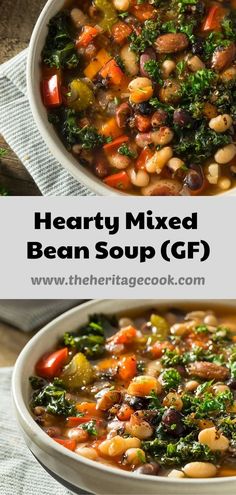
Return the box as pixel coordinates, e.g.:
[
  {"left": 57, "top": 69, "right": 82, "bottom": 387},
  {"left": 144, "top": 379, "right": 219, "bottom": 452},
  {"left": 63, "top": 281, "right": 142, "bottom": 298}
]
[
  {"left": 188, "top": 361, "right": 229, "bottom": 381},
  {"left": 173, "top": 109, "right": 192, "bottom": 127},
  {"left": 136, "top": 462, "right": 160, "bottom": 475},
  {"left": 140, "top": 48, "right": 156, "bottom": 77},
  {"left": 116, "top": 102, "right": 131, "bottom": 128},
  {"left": 227, "top": 378, "right": 236, "bottom": 390},
  {"left": 156, "top": 33, "right": 189, "bottom": 54},
  {"left": 134, "top": 114, "right": 151, "bottom": 132},
  {"left": 162, "top": 408, "right": 185, "bottom": 437},
  {"left": 151, "top": 109, "right": 168, "bottom": 128},
  {"left": 135, "top": 132, "right": 153, "bottom": 148},
  {"left": 212, "top": 43, "right": 236, "bottom": 72},
  {"left": 192, "top": 38, "right": 204, "bottom": 55},
  {"left": 94, "top": 160, "right": 109, "bottom": 178}
]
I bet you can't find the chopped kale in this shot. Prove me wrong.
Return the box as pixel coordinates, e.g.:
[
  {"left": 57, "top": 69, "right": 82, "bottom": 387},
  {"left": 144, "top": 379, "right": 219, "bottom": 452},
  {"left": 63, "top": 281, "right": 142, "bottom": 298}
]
[
  {"left": 182, "top": 390, "right": 234, "bottom": 418},
  {"left": 129, "top": 20, "right": 161, "bottom": 53},
  {"left": 180, "top": 69, "right": 217, "bottom": 102},
  {"left": 42, "top": 12, "right": 79, "bottom": 69},
  {"left": 144, "top": 60, "right": 163, "bottom": 84},
  {"left": 81, "top": 420, "right": 98, "bottom": 436},
  {"left": 55, "top": 109, "right": 110, "bottom": 149},
  {"left": 31, "top": 378, "right": 77, "bottom": 416},
  {"left": 147, "top": 390, "right": 162, "bottom": 410},
  {"left": 203, "top": 32, "right": 231, "bottom": 60},
  {"left": 118, "top": 144, "right": 137, "bottom": 158}
]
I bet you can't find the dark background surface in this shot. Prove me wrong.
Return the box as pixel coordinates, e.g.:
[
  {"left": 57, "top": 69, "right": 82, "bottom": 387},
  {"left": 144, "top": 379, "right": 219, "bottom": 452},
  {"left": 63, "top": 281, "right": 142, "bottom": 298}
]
[{"left": 0, "top": 0, "right": 47, "bottom": 195}]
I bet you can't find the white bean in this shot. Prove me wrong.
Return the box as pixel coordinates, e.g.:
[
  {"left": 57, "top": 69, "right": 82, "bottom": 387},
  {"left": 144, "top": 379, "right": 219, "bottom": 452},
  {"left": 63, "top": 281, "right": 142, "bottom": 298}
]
[
  {"left": 163, "top": 392, "right": 183, "bottom": 411},
  {"left": 75, "top": 447, "right": 98, "bottom": 460},
  {"left": 113, "top": 0, "right": 130, "bottom": 11},
  {"left": 183, "top": 462, "right": 217, "bottom": 478},
  {"left": 209, "top": 114, "right": 233, "bottom": 133},
  {"left": 129, "top": 169, "right": 150, "bottom": 187},
  {"left": 151, "top": 127, "right": 174, "bottom": 146},
  {"left": 213, "top": 383, "right": 230, "bottom": 395},
  {"left": 146, "top": 360, "right": 162, "bottom": 377},
  {"left": 120, "top": 45, "right": 139, "bottom": 76},
  {"left": 98, "top": 435, "right": 126, "bottom": 456},
  {"left": 187, "top": 55, "right": 205, "bottom": 72},
  {"left": 125, "top": 419, "right": 153, "bottom": 440},
  {"left": 124, "top": 448, "right": 146, "bottom": 466},
  {"left": 218, "top": 177, "right": 231, "bottom": 190},
  {"left": 168, "top": 469, "right": 185, "bottom": 478},
  {"left": 70, "top": 8, "right": 87, "bottom": 28},
  {"left": 198, "top": 427, "right": 229, "bottom": 451},
  {"left": 162, "top": 60, "right": 176, "bottom": 78},
  {"left": 108, "top": 153, "right": 130, "bottom": 169},
  {"left": 204, "top": 314, "right": 218, "bottom": 326},
  {"left": 167, "top": 157, "right": 184, "bottom": 172},
  {"left": 185, "top": 380, "right": 199, "bottom": 392},
  {"left": 207, "top": 163, "right": 220, "bottom": 185},
  {"left": 146, "top": 147, "right": 173, "bottom": 173},
  {"left": 119, "top": 317, "right": 133, "bottom": 328},
  {"left": 214, "top": 144, "right": 236, "bottom": 164}
]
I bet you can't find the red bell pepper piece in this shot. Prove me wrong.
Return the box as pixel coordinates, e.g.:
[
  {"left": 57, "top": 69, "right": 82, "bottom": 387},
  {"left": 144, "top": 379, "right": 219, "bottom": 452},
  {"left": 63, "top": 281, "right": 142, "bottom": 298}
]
[
  {"left": 201, "top": 5, "right": 227, "bottom": 31},
  {"left": 54, "top": 438, "right": 76, "bottom": 451},
  {"left": 103, "top": 171, "right": 131, "bottom": 190},
  {"left": 103, "top": 135, "right": 129, "bottom": 152},
  {"left": 42, "top": 74, "right": 62, "bottom": 107},
  {"left": 35, "top": 348, "right": 68, "bottom": 378},
  {"left": 136, "top": 148, "right": 154, "bottom": 170}
]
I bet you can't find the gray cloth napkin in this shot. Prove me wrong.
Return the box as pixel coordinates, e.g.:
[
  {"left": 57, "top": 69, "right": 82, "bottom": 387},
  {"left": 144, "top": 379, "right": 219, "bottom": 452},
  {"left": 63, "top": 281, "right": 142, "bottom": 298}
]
[
  {"left": 0, "top": 300, "right": 83, "bottom": 332},
  {"left": 0, "top": 367, "right": 90, "bottom": 494},
  {"left": 0, "top": 49, "right": 95, "bottom": 196}
]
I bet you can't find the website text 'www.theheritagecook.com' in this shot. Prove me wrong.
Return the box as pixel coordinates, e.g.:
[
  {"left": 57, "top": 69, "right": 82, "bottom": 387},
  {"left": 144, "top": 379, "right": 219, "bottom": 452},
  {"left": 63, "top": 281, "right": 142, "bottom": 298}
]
[{"left": 30, "top": 274, "right": 205, "bottom": 288}]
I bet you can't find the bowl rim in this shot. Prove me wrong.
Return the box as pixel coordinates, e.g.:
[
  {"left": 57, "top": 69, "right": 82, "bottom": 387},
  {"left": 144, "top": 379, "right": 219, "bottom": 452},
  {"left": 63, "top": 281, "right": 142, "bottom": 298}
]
[
  {"left": 26, "top": 0, "right": 236, "bottom": 198},
  {"left": 12, "top": 299, "right": 236, "bottom": 485}
]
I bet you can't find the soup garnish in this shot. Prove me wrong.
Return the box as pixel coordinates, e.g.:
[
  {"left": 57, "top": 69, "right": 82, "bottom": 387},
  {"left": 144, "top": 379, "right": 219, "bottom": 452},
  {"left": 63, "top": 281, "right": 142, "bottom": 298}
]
[
  {"left": 40, "top": 0, "right": 236, "bottom": 195},
  {"left": 30, "top": 308, "right": 236, "bottom": 478}
]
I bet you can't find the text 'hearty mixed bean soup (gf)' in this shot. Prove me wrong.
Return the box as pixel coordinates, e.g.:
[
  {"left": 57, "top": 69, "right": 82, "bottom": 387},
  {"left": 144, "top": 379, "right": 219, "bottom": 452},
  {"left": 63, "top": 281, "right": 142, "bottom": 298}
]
[
  {"left": 30, "top": 307, "right": 236, "bottom": 478},
  {"left": 40, "top": 0, "right": 236, "bottom": 195}
]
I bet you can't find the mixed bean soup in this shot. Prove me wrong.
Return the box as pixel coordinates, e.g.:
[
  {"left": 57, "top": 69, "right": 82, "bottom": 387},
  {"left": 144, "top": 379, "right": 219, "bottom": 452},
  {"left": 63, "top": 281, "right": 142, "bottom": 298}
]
[
  {"left": 30, "top": 307, "right": 236, "bottom": 478},
  {"left": 40, "top": 0, "right": 236, "bottom": 195}
]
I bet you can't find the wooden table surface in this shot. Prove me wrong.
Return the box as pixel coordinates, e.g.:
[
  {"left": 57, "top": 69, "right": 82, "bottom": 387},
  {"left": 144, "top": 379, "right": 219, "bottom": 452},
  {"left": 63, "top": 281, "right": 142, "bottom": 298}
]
[
  {"left": 0, "top": 321, "right": 35, "bottom": 367},
  {"left": 0, "top": 0, "right": 47, "bottom": 196}
]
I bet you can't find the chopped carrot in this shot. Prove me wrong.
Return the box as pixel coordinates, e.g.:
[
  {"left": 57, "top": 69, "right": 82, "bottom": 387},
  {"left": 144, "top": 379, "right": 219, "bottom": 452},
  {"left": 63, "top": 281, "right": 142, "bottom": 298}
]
[
  {"left": 111, "top": 21, "right": 132, "bottom": 44},
  {"left": 104, "top": 171, "right": 131, "bottom": 190},
  {"left": 117, "top": 404, "right": 134, "bottom": 421},
  {"left": 103, "top": 135, "right": 129, "bottom": 152},
  {"left": 201, "top": 5, "right": 227, "bottom": 31},
  {"left": 118, "top": 355, "right": 137, "bottom": 381},
  {"left": 112, "top": 325, "right": 137, "bottom": 344},
  {"left": 232, "top": 335, "right": 236, "bottom": 342},
  {"left": 54, "top": 438, "right": 76, "bottom": 451},
  {"left": 84, "top": 49, "right": 112, "bottom": 79},
  {"left": 151, "top": 341, "right": 174, "bottom": 358},
  {"left": 127, "top": 375, "right": 159, "bottom": 396},
  {"left": 101, "top": 117, "right": 123, "bottom": 139},
  {"left": 66, "top": 416, "right": 95, "bottom": 427},
  {"left": 76, "top": 25, "right": 100, "bottom": 48},
  {"left": 76, "top": 402, "right": 102, "bottom": 417},
  {"left": 96, "top": 356, "right": 119, "bottom": 370},
  {"left": 136, "top": 147, "right": 154, "bottom": 170},
  {"left": 131, "top": 2, "right": 156, "bottom": 21},
  {"left": 100, "top": 59, "right": 124, "bottom": 86}
]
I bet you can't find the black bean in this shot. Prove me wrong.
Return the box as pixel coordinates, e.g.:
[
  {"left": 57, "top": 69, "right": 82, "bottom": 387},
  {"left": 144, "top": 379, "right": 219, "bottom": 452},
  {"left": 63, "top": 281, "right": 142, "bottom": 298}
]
[
  {"left": 227, "top": 378, "right": 236, "bottom": 390},
  {"left": 137, "top": 102, "right": 153, "bottom": 115},
  {"left": 192, "top": 39, "right": 204, "bottom": 55},
  {"left": 184, "top": 169, "right": 203, "bottom": 191},
  {"left": 126, "top": 396, "right": 149, "bottom": 410},
  {"left": 136, "top": 462, "right": 160, "bottom": 475},
  {"left": 173, "top": 109, "right": 192, "bottom": 127},
  {"left": 162, "top": 408, "right": 185, "bottom": 437},
  {"left": 151, "top": 109, "right": 168, "bottom": 128}
]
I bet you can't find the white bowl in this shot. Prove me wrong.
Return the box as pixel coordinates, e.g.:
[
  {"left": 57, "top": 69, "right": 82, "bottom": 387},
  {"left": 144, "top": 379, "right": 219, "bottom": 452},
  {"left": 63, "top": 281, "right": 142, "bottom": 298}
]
[
  {"left": 12, "top": 299, "right": 236, "bottom": 495},
  {"left": 27, "top": 0, "right": 236, "bottom": 197}
]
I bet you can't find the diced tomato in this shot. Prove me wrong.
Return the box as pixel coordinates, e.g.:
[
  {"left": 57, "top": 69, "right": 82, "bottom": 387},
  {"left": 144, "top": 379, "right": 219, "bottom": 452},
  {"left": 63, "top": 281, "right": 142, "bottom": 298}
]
[
  {"left": 103, "top": 135, "right": 129, "bottom": 152},
  {"left": 136, "top": 148, "right": 154, "bottom": 170},
  {"left": 131, "top": 3, "right": 156, "bottom": 22},
  {"left": 54, "top": 438, "right": 76, "bottom": 451},
  {"left": 76, "top": 25, "right": 100, "bottom": 48},
  {"left": 201, "top": 5, "right": 227, "bottom": 31},
  {"left": 103, "top": 171, "right": 131, "bottom": 190},
  {"left": 134, "top": 114, "right": 151, "bottom": 132},
  {"left": 117, "top": 404, "right": 134, "bottom": 421},
  {"left": 42, "top": 74, "right": 62, "bottom": 107},
  {"left": 111, "top": 21, "right": 132, "bottom": 44},
  {"left": 112, "top": 325, "right": 137, "bottom": 344},
  {"left": 100, "top": 59, "right": 124, "bottom": 86},
  {"left": 151, "top": 341, "right": 174, "bottom": 358},
  {"left": 35, "top": 348, "right": 68, "bottom": 378},
  {"left": 118, "top": 355, "right": 137, "bottom": 381}
]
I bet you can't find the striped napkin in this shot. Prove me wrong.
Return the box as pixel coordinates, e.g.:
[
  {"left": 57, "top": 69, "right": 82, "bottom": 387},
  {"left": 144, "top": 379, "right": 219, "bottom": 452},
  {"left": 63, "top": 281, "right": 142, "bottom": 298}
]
[
  {"left": 0, "top": 49, "right": 94, "bottom": 196},
  {"left": 0, "top": 367, "right": 91, "bottom": 495}
]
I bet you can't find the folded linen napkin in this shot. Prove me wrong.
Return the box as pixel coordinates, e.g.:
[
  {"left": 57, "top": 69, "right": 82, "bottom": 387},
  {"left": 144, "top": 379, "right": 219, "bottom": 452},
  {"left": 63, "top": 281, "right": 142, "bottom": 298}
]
[
  {"left": 0, "top": 49, "right": 95, "bottom": 196},
  {"left": 0, "top": 300, "right": 83, "bottom": 331},
  {"left": 0, "top": 367, "right": 91, "bottom": 495}
]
